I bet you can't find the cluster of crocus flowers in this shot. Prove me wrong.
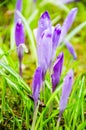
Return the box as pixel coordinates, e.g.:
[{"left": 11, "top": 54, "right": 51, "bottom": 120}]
[
  {"left": 32, "top": 7, "right": 77, "bottom": 108},
  {"left": 33, "top": 11, "right": 62, "bottom": 106},
  {"left": 14, "top": 0, "right": 25, "bottom": 76}
]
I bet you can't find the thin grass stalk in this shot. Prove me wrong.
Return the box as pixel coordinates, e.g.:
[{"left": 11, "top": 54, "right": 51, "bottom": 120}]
[
  {"left": 35, "top": 85, "right": 62, "bottom": 129},
  {"left": 1, "top": 78, "right": 6, "bottom": 115}
]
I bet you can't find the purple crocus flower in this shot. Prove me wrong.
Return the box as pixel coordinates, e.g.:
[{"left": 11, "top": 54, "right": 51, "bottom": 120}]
[
  {"left": 51, "top": 52, "right": 64, "bottom": 92},
  {"left": 14, "top": 0, "right": 25, "bottom": 76},
  {"left": 34, "top": 8, "right": 77, "bottom": 78},
  {"left": 15, "top": 19, "right": 25, "bottom": 76},
  {"left": 32, "top": 67, "right": 42, "bottom": 107},
  {"left": 59, "top": 69, "right": 74, "bottom": 114},
  {"left": 35, "top": 11, "right": 61, "bottom": 79}
]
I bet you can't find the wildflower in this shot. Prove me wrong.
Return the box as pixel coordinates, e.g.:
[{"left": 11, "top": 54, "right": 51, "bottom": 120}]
[
  {"left": 34, "top": 8, "right": 77, "bottom": 77},
  {"left": 59, "top": 69, "right": 74, "bottom": 114},
  {"left": 51, "top": 52, "right": 64, "bottom": 92},
  {"left": 14, "top": 0, "right": 25, "bottom": 76},
  {"left": 35, "top": 11, "right": 61, "bottom": 78},
  {"left": 32, "top": 67, "right": 43, "bottom": 107}
]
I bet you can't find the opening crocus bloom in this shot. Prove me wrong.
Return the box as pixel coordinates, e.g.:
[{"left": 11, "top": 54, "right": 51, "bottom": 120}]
[
  {"left": 32, "top": 67, "right": 43, "bottom": 107},
  {"left": 60, "top": 69, "right": 74, "bottom": 113},
  {"left": 35, "top": 11, "right": 61, "bottom": 79},
  {"left": 51, "top": 52, "right": 64, "bottom": 92}
]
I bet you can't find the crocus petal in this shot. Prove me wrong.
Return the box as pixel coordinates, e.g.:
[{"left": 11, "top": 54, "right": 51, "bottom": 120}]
[
  {"left": 64, "top": 40, "right": 77, "bottom": 60},
  {"left": 38, "top": 29, "right": 52, "bottom": 79},
  {"left": 51, "top": 52, "right": 64, "bottom": 92},
  {"left": 37, "top": 11, "right": 52, "bottom": 42},
  {"left": 15, "top": 19, "right": 25, "bottom": 46},
  {"left": 52, "top": 24, "right": 61, "bottom": 58},
  {"left": 60, "top": 69, "right": 73, "bottom": 113},
  {"left": 59, "top": 8, "right": 78, "bottom": 43},
  {"left": 32, "top": 67, "right": 42, "bottom": 107},
  {"left": 14, "top": 0, "right": 22, "bottom": 23},
  {"left": 16, "top": 0, "right": 22, "bottom": 11}
]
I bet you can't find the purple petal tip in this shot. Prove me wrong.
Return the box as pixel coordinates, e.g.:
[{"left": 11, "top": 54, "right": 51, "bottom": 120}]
[{"left": 41, "top": 11, "right": 50, "bottom": 20}]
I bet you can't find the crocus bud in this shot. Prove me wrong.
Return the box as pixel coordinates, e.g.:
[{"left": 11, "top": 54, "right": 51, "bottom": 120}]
[
  {"left": 32, "top": 67, "right": 42, "bottom": 107},
  {"left": 59, "top": 8, "right": 78, "bottom": 44},
  {"left": 60, "top": 69, "right": 74, "bottom": 113},
  {"left": 15, "top": 19, "right": 25, "bottom": 76},
  {"left": 51, "top": 52, "right": 64, "bottom": 92},
  {"left": 14, "top": 0, "right": 25, "bottom": 76},
  {"left": 64, "top": 40, "right": 77, "bottom": 60},
  {"left": 15, "top": 19, "right": 25, "bottom": 47}
]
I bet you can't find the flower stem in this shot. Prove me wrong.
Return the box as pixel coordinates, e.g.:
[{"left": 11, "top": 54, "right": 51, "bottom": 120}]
[
  {"left": 19, "top": 58, "right": 22, "bottom": 77},
  {"left": 31, "top": 103, "right": 39, "bottom": 130},
  {"left": 56, "top": 111, "right": 62, "bottom": 130}
]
